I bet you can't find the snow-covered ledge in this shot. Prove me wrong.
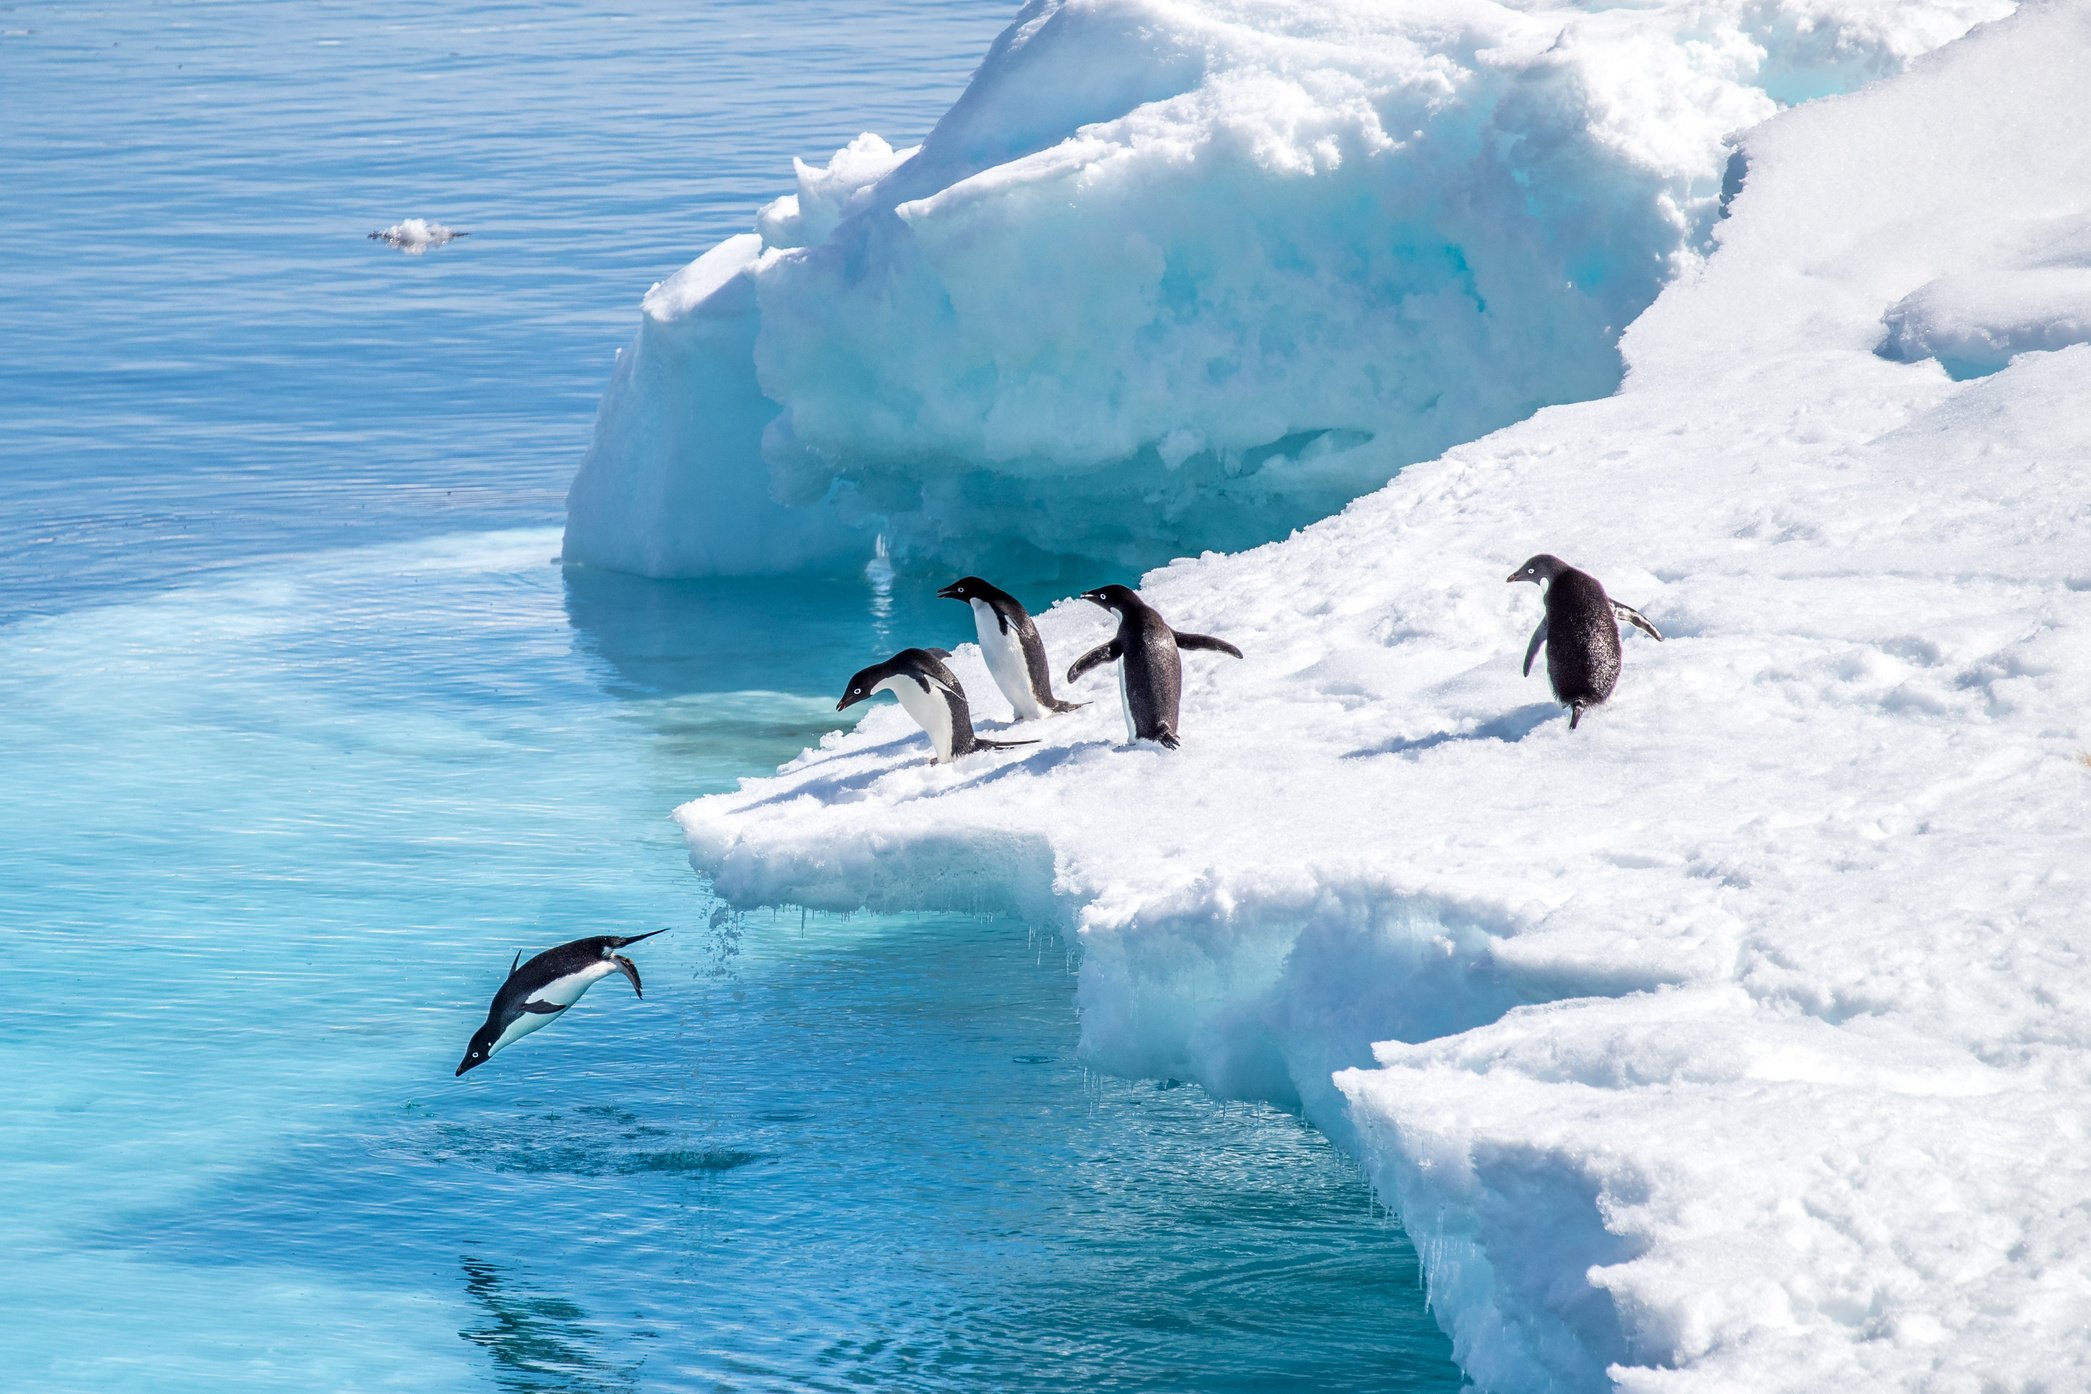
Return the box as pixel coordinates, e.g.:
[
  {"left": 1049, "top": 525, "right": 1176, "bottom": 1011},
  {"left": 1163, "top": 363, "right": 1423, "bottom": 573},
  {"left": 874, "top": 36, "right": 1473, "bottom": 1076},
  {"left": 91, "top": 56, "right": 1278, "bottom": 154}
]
[{"left": 679, "top": 9, "right": 2091, "bottom": 1389}]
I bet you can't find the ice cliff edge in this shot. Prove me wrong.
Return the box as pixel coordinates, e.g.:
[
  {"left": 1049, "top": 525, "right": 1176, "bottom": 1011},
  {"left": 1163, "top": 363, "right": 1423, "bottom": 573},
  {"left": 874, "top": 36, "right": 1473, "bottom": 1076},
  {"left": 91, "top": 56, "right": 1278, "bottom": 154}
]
[{"left": 565, "top": 0, "right": 2004, "bottom": 578}]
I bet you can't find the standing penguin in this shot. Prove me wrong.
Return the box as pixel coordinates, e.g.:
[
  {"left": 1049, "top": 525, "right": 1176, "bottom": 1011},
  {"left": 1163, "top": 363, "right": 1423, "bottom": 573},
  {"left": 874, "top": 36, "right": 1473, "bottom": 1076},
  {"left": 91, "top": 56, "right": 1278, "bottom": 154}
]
[
  {"left": 456, "top": 930, "right": 665, "bottom": 1076},
  {"left": 837, "top": 647, "right": 1036, "bottom": 763},
  {"left": 1506, "top": 554, "right": 1663, "bottom": 729},
  {"left": 936, "top": 576, "right": 1086, "bottom": 721},
  {"left": 1067, "top": 585, "right": 1241, "bottom": 749}
]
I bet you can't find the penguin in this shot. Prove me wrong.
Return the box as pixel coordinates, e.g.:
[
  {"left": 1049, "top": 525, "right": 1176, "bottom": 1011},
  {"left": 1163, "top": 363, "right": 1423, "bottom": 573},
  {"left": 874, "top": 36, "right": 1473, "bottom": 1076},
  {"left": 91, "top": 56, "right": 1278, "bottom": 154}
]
[
  {"left": 1506, "top": 554, "right": 1663, "bottom": 729},
  {"left": 935, "top": 576, "right": 1086, "bottom": 721},
  {"left": 1066, "top": 585, "right": 1241, "bottom": 748},
  {"left": 837, "top": 647, "right": 1036, "bottom": 763},
  {"left": 456, "top": 930, "right": 665, "bottom": 1076}
]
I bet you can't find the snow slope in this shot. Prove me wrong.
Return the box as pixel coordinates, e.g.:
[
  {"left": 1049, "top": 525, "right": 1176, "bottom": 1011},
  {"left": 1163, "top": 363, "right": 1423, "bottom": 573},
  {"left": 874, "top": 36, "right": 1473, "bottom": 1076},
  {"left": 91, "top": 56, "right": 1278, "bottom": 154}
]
[
  {"left": 565, "top": 0, "right": 2006, "bottom": 578},
  {"left": 673, "top": 6, "right": 2091, "bottom": 1390}
]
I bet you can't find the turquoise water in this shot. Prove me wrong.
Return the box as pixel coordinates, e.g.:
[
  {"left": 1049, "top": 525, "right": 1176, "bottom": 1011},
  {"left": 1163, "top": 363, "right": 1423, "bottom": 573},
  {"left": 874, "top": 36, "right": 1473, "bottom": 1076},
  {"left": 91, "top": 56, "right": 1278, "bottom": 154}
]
[{"left": 0, "top": 3, "right": 1466, "bottom": 1389}]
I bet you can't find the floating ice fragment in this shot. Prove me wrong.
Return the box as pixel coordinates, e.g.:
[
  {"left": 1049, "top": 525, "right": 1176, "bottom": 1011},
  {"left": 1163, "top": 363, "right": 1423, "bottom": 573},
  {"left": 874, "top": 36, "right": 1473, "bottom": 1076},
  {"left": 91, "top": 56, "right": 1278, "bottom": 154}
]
[{"left": 369, "top": 218, "right": 470, "bottom": 254}]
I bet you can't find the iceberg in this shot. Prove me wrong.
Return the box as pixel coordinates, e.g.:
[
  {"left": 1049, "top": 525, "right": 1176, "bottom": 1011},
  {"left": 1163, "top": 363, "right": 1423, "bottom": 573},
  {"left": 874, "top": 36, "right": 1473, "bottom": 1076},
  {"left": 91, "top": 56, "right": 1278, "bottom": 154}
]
[
  {"left": 665, "top": 4, "right": 2091, "bottom": 1390},
  {"left": 565, "top": 0, "right": 2008, "bottom": 578}
]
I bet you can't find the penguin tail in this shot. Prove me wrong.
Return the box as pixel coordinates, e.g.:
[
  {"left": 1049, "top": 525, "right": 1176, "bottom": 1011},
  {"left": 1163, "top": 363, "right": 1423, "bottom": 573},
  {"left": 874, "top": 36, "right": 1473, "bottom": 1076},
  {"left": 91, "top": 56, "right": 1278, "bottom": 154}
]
[
  {"left": 1049, "top": 699, "right": 1088, "bottom": 714},
  {"left": 1569, "top": 703, "right": 1585, "bottom": 731}
]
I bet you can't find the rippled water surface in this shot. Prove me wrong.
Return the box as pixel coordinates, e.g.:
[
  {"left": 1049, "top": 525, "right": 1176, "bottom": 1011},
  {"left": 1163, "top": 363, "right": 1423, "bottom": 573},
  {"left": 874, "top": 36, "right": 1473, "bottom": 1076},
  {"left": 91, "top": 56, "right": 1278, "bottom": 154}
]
[{"left": 1, "top": 3, "right": 1466, "bottom": 1389}]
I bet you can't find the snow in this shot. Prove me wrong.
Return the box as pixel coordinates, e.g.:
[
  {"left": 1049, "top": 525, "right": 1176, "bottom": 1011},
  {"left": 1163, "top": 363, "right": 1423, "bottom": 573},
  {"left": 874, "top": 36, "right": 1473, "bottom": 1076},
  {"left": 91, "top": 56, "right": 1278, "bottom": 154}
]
[
  {"left": 665, "top": 4, "right": 2091, "bottom": 1390},
  {"left": 564, "top": 0, "right": 2007, "bottom": 579},
  {"left": 1881, "top": 257, "right": 2091, "bottom": 380}
]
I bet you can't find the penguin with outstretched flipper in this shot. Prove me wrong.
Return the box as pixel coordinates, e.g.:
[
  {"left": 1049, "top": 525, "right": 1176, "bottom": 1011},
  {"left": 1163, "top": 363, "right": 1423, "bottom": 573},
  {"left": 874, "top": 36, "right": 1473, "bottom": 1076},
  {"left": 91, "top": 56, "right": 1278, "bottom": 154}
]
[
  {"left": 1506, "top": 554, "right": 1662, "bottom": 729},
  {"left": 1067, "top": 585, "right": 1241, "bottom": 749},
  {"left": 456, "top": 930, "right": 666, "bottom": 1076}
]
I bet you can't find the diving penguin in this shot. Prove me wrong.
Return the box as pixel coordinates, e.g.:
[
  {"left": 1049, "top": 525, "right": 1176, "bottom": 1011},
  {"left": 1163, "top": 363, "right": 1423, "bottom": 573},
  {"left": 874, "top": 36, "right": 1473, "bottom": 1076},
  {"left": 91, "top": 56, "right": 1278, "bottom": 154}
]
[
  {"left": 1506, "top": 554, "right": 1663, "bottom": 729},
  {"left": 837, "top": 647, "right": 1036, "bottom": 763},
  {"left": 936, "top": 576, "right": 1086, "bottom": 721},
  {"left": 1067, "top": 585, "right": 1241, "bottom": 748},
  {"left": 456, "top": 930, "right": 666, "bottom": 1076}
]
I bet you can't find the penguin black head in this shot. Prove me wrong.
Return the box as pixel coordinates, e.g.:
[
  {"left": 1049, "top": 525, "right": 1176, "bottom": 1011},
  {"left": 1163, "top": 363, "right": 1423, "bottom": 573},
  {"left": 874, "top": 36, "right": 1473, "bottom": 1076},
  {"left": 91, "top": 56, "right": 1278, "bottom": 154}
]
[
  {"left": 456, "top": 1024, "right": 498, "bottom": 1077},
  {"left": 839, "top": 650, "right": 949, "bottom": 711},
  {"left": 1507, "top": 555, "right": 1569, "bottom": 586},
  {"left": 837, "top": 661, "right": 890, "bottom": 712},
  {"left": 1080, "top": 584, "right": 1140, "bottom": 615},
  {"left": 937, "top": 576, "right": 989, "bottom": 602}
]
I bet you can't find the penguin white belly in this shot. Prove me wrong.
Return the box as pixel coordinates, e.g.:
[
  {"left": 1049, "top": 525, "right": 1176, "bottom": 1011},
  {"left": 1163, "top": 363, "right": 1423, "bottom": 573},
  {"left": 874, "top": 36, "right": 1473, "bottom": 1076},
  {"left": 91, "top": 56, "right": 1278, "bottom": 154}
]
[
  {"left": 1117, "top": 662, "right": 1137, "bottom": 743},
  {"left": 879, "top": 675, "right": 956, "bottom": 761},
  {"left": 493, "top": 1008, "right": 558, "bottom": 1052},
  {"left": 533, "top": 959, "right": 617, "bottom": 1007},
  {"left": 494, "top": 961, "right": 616, "bottom": 1052},
  {"left": 972, "top": 601, "right": 1043, "bottom": 720}
]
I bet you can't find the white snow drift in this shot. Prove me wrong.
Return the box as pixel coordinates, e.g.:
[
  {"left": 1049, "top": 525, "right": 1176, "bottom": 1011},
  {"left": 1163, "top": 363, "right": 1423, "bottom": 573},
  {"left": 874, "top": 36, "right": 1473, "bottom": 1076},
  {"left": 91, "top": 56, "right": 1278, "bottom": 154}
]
[
  {"left": 564, "top": 0, "right": 2006, "bottom": 577},
  {"left": 671, "top": 5, "right": 2091, "bottom": 1391}
]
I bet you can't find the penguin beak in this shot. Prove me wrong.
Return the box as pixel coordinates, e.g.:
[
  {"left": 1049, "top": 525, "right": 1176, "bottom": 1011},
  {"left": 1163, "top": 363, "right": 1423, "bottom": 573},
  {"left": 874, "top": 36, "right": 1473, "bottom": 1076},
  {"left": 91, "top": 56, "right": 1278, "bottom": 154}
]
[
  {"left": 455, "top": 1054, "right": 480, "bottom": 1077},
  {"left": 1079, "top": 590, "right": 1108, "bottom": 609},
  {"left": 1506, "top": 570, "right": 1529, "bottom": 585},
  {"left": 935, "top": 582, "right": 962, "bottom": 600},
  {"left": 837, "top": 692, "right": 863, "bottom": 712}
]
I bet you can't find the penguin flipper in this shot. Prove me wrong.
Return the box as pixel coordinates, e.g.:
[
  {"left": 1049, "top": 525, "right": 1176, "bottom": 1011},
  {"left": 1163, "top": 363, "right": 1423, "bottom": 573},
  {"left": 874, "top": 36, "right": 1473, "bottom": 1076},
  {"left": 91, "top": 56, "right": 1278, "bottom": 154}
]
[
  {"left": 521, "top": 999, "right": 568, "bottom": 1014},
  {"left": 1523, "top": 618, "right": 1549, "bottom": 677},
  {"left": 1612, "top": 601, "right": 1663, "bottom": 641},
  {"left": 612, "top": 955, "right": 643, "bottom": 998},
  {"left": 1049, "top": 699, "right": 1089, "bottom": 713},
  {"left": 1067, "top": 640, "right": 1122, "bottom": 684},
  {"left": 510, "top": 949, "right": 522, "bottom": 975},
  {"left": 1174, "top": 632, "right": 1242, "bottom": 658},
  {"left": 970, "top": 736, "right": 1039, "bottom": 751}
]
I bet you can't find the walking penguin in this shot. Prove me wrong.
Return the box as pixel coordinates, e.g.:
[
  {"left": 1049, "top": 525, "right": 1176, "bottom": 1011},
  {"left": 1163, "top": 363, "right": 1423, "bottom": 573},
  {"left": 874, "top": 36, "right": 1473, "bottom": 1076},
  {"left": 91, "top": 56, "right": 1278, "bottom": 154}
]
[
  {"left": 1506, "top": 554, "right": 1663, "bottom": 729},
  {"left": 456, "top": 930, "right": 666, "bottom": 1076},
  {"left": 936, "top": 576, "right": 1085, "bottom": 721},
  {"left": 1067, "top": 585, "right": 1241, "bottom": 748}
]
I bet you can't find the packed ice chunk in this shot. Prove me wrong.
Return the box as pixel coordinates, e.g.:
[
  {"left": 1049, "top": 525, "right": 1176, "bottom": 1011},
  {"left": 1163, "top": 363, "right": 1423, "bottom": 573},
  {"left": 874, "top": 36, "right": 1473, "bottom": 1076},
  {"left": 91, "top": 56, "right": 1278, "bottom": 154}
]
[
  {"left": 755, "top": 133, "right": 916, "bottom": 251},
  {"left": 565, "top": 234, "right": 862, "bottom": 576},
  {"left": 368, "top": 218, "right": 467, "bottom": 253},
  {"left": 565, "top": 0, "right": 2008, "bottom": 578},
  {"left": 1878, "top": 216, "right": 2091, "bottom": 377}
]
